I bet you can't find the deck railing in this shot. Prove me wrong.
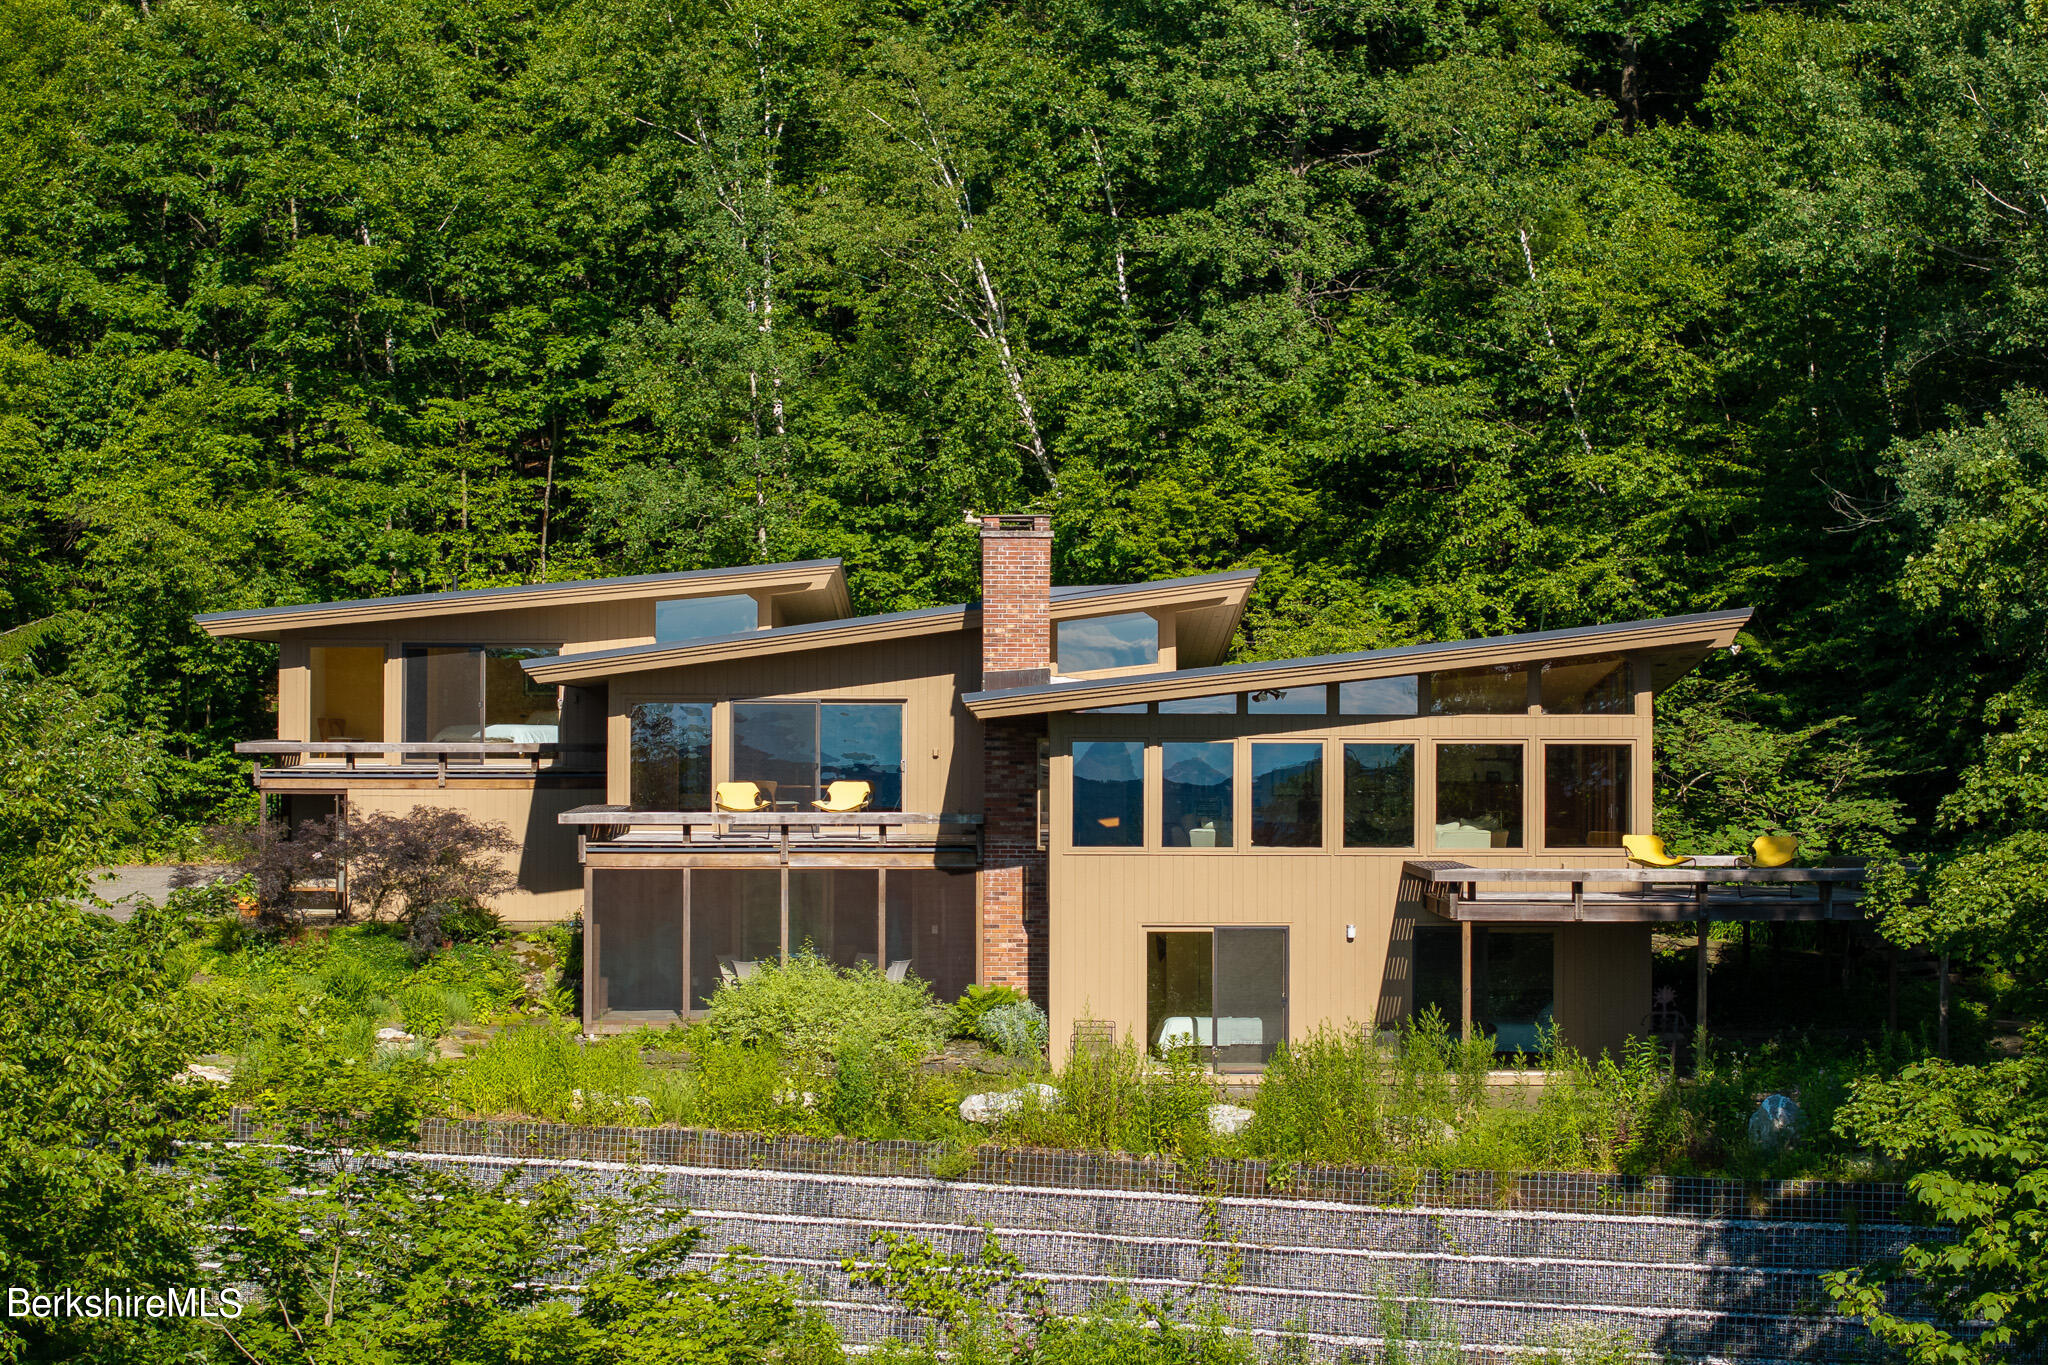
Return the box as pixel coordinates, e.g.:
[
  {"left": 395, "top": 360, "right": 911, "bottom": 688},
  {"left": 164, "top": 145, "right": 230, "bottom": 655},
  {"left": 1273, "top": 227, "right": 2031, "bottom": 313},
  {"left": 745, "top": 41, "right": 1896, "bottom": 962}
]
[
  {"left": 235, "top": 740, "right": 604, "bottom": 787},
  {"left": 558, "top": 804, "right": 983, "bottom": 852},
  {"left": 1400, "top": 858, "right": 1876, "bottom": 923}
]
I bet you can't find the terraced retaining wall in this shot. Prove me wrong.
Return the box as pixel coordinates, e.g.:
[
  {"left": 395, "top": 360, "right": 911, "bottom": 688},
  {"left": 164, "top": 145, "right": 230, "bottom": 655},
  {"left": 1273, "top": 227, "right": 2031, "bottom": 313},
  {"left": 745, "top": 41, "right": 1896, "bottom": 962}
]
[{"left": 231, "top": 1115, "right": 1927, "bottom": 1363}]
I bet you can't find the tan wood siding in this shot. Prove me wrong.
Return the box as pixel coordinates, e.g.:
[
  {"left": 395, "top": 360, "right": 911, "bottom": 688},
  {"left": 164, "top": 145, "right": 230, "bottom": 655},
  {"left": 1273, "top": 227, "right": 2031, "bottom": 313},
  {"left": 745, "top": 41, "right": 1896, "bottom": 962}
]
[
  {"left": 345, "top": 785, "right": 592, "bottom": 924},
  {"left": 1047, "top": 690, "right": 1654, "bottom": 1062}
]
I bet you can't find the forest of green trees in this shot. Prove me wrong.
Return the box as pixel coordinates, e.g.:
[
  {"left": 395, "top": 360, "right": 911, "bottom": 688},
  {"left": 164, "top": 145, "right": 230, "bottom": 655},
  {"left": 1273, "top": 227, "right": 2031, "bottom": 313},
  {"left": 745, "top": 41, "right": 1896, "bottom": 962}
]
[
  {"left": 0, "top": 0, "right": 2039, "bottom": 844},
  {"left": 0, "top": 0, "right": 2044, "bottom": 1356}
]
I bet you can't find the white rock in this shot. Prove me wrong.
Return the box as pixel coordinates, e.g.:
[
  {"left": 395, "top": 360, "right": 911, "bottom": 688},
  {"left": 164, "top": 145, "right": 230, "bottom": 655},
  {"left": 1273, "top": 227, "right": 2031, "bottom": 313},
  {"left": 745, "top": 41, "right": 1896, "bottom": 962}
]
[
  {"left": 1207, "top": 1103, "right": 1254, "bottom": 1136},
  {"left": 1748, "top": 1093, "right": 1804, "bottom": 1152},
  {"left": 959, "top": 1082, "right": 1059, "bottom": 1124},
  {"left": 374, "top": 1027, "right": 415, "bottom": 1045},
  {"left": 182, "top": 1064, "right": 233, "bottom": 1086}
]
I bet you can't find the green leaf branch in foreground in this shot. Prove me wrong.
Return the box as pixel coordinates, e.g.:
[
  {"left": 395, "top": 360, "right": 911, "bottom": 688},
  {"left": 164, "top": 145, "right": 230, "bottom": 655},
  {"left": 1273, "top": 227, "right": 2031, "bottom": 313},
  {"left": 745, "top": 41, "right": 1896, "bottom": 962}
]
[{"left": 1824, "top": 1049, "right": 2048, "bottom": 1364}]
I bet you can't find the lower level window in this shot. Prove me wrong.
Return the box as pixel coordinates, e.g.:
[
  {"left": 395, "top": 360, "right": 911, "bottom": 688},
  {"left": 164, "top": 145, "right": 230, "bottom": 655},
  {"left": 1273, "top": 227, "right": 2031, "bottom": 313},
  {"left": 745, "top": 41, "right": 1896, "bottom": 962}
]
[
  {"left": 1411, "top": 924, "right": 1556, "bottom": 1055},
  {"left": 1145, "top": 927, "right": 1287, "bottom": 1069}
]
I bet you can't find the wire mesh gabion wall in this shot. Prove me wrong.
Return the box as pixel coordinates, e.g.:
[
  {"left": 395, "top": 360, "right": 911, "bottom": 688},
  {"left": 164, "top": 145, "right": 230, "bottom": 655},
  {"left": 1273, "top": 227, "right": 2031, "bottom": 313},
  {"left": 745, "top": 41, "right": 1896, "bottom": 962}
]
[{"left": 223, "top": 1112, "right": 1952, "bottom": 1362}]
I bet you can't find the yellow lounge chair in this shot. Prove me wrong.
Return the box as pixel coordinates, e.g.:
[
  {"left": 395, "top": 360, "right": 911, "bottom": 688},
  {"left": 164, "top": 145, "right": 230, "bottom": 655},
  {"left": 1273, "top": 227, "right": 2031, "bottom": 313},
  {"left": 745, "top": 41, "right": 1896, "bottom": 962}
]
[
  {"left": 812, "top": 780, "right": 873, "bottom": 813},
  {"left": 714, "top": 781, "right": 771, "bottom": 812},
  {"left": 1741, "top": 834, "right": 1798, "bottom": 868},
  {"left": 1623, "top": 834, "right": 1694, "bottom": 868}
]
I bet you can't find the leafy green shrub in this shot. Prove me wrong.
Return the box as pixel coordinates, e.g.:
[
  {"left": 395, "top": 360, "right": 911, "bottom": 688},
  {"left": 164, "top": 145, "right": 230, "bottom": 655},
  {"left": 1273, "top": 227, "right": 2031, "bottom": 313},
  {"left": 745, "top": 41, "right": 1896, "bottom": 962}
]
[
  {"left": 702, "top": 952, "right": 945, "bottom": 1061},
  {"left": 999, "top": 1037, "right": 1218, "bottom": 1155},
  {"left": 949, "top": 982, "right": 1027, "bottom": 1039},
  {"left": 409, "top": 941, "right": 525, "bottom": 1017},
  {"left": 979, "top": 1001, "right": 1048, "bottom": 1057}
]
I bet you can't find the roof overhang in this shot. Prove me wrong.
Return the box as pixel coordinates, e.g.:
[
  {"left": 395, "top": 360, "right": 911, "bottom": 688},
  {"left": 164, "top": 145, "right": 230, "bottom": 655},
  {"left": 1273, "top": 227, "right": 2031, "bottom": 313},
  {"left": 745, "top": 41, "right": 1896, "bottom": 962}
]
[
  {"left": 1050, "top": 570, "right": 1258, "bottom": 668},
  {"left": 526, "top": 604, "right": 978, "bottom": 684},
  {"left": 194, "top": 560, "right": 848, "bottom": 639},
  {"left": 961, "top": 609, "right": 1751, "bottom": 718}
]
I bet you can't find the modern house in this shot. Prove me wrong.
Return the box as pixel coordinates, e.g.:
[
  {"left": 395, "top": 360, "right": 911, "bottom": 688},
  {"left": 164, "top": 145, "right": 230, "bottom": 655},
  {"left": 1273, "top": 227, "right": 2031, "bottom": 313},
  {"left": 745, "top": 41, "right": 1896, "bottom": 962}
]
[{"left": 198, "top": 514, "right": 1858, "bottom": 1063}]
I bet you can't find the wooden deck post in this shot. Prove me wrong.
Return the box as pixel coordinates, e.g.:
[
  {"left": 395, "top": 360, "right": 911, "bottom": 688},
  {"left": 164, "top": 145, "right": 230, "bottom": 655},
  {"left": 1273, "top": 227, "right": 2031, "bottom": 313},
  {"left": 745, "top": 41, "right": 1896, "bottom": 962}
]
[
  {"left": 1460, "top": 921, "right": 1474, "bottom": 1044},
  {"left": 1695, "top": 917, "right": 1709, "bottom": 1042}
]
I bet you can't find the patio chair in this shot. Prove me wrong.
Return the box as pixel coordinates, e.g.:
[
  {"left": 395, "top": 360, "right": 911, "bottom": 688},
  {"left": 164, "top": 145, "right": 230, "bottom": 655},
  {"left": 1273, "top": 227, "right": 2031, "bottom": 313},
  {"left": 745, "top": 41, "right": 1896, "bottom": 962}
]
[
  {"left": 812, "top": 780, "right": 873, "bottom": 813},
  {"left": 1623, "top": 834, "right": 1693, "bottom": 868},
  {"left": 1741, "top": 834, "right": 1799, "bottom": 868},
  {"left": 714, "top": 781, "right": 771, "bottom": 812}
]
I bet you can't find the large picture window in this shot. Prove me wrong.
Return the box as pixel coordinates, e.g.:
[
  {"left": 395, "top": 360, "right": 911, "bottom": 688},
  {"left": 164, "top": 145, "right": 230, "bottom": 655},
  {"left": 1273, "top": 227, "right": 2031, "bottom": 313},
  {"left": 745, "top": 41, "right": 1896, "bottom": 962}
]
[
  {"left": 1161, "top": 742, "right": 1233, "bottom": 847},
  {"left": 630, "top": 703, "right": 713, "bottom": 811},
  {"left": 730, "top": 701, "right": 903, "bottom": 810},
  {"left": 402, "top": 645, "right": 559, "bottom": 743},
  {"left": 1343, "top": 743, "right": 1415, "bottom": 847},
  {"left": 1435, "top": 743, "right": 1524, "bottom": 848},
  {"left": 1544, "top": 744, "right": 1630, "bottom": 848},
  {"left": 1072, "top": 740, "right": 1144, "bottom": 846},
  {"left": 1251, "top": 742, "right": 1323, "bottom": 847},
  {"left": 1056, "top": 612, "right": 1159, "bottom": 672},
  {"left": 1146, "top": 927, "right": 1287, "bottom": 1069}
]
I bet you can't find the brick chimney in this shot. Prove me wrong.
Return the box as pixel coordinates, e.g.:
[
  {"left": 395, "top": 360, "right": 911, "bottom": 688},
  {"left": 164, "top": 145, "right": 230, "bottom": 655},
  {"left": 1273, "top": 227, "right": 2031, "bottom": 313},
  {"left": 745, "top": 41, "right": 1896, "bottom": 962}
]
[
  {"left": 976, "top": 512, "right": 1051, "bottom": 1005},
  {"left": 977, "top": 513, "right": 1053, "bottom": 691}
]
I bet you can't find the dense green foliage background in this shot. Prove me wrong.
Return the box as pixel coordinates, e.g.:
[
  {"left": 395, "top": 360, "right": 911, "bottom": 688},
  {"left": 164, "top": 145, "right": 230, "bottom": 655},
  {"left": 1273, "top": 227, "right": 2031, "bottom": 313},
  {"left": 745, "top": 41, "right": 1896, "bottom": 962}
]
[{"left": 3, "top": 0, "right": 2046, "bottom": 845}]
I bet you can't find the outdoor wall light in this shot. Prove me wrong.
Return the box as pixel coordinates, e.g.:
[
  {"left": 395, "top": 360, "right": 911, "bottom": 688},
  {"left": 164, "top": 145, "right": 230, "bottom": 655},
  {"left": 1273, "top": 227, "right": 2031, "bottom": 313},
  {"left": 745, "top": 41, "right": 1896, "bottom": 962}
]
[{"left": 1345, "top": 923, "right": 1356, "bottom": 942}]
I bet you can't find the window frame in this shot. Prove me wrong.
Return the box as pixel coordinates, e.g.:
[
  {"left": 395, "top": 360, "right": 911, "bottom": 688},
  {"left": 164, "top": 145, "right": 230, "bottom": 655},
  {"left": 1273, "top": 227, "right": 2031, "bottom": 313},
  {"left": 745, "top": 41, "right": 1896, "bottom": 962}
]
[
  {"left": 1538, "top": 739, "right": 1636, "bottom": 852},
  {"left": 1068, "top": 736, "right": 1149, "bottom": 849},
  {"left": 726, "top": 696, "right": 908, "bottom": 812},
  {"left": 399, "top": 641, "right": 560, "bottom": 746},
  {"left": 1055, "top": 610, "right": 1163, "bottom": 676},
  {"left": 1159, "top": 739, "right": 1236, "bottom": 850},
  {"left": 1246, "top": 738, "right": 1327, "bottom": 851},
  {"left": 1430, "top": 739, "right": 1530, "bottom": 852},
  {"left": 1142, "top": 924, "right": 1290, "bottom": 1073},
  {"left": 1338, "top": 739, "right": 1420, "bottom": 852}
]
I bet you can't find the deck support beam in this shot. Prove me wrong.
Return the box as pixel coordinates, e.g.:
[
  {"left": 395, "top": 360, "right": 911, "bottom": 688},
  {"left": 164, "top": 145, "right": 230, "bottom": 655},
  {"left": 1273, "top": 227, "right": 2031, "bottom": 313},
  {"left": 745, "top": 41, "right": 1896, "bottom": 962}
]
[
  {"left": 1695, "top": 917, "right": 1709, "bottom": 1043},
  {"left": 1460, "top": 922, "right": 1474, "bottom": 1044}
]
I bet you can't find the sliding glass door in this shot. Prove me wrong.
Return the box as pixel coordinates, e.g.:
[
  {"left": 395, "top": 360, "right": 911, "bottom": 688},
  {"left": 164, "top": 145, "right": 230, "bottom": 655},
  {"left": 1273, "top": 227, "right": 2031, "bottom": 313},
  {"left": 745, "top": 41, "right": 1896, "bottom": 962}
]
[
  {"left": 730, "top": 702, "right": 904, "bottom": 809},
  {"left": 1145, "top": 926, "right": 1288, "bottom": 1070},
  {"left": 402, "top": 645, "right": 560, "bottom": 744}
]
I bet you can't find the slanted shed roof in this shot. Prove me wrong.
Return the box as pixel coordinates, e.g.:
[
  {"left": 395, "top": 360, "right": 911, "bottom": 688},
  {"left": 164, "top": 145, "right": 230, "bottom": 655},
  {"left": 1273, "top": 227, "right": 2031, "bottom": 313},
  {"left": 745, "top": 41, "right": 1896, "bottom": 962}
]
[
  {"left": 194, "top": 560, "right": 848, "bottom": 639},
  {"left": 523, "top": 603, "right": 978, "bottom": 683},
  {"left": 522, "top": 568, "right": 1264, "bottom": 683},
  {"left": 961, "top": 609, "right": 1751, "bottom": 718}
]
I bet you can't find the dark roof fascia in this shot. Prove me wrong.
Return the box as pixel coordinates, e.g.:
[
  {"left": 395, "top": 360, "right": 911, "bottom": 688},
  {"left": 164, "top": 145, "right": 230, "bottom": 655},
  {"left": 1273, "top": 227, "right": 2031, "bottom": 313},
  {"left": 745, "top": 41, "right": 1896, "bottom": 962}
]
[
  {"left": 962, "top": 608, "right": 1754, "bottom": 711},
  {"left": 193, "top": 559, "right": 844, "bottom": 631}
]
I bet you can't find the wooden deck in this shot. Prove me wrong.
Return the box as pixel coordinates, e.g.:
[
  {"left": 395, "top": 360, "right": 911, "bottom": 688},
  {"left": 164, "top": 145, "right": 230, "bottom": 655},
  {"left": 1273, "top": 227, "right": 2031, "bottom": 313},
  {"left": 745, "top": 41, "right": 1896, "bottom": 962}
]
[
  {"left": 1400, "top": 859, "right": 1873, "bottom": 923},
  {"left": 237, "top": 740, "right": 604, "bottom": 787},
  {"left": 560, "top": 804, "right": 984, "bottom": 867}
]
